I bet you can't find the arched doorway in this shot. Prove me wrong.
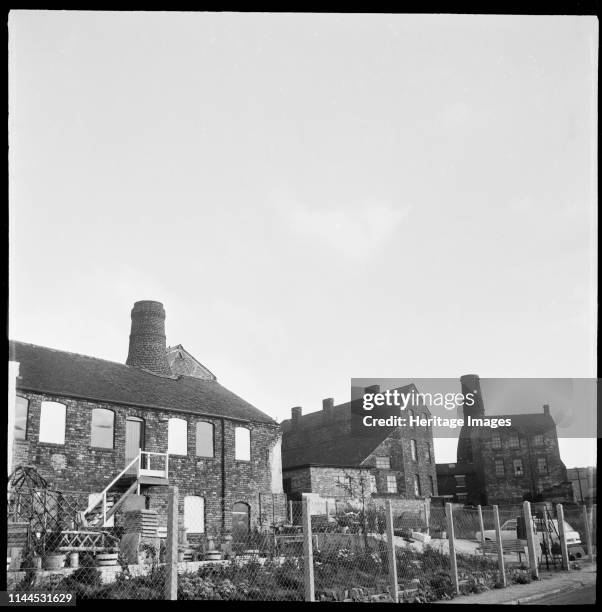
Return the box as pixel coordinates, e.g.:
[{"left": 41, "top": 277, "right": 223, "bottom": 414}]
[{"left": 232, "top": 502, "right": 250, "bottom": 544}]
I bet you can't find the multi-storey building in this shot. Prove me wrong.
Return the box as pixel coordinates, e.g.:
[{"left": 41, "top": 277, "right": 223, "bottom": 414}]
[{"left": 8, "top": 301, "right": 286, "bottom": 540}]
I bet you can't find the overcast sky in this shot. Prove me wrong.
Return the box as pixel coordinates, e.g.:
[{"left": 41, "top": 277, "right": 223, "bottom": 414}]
[{"left": 9, "top": 12, "right": 597, "bottom": 467}]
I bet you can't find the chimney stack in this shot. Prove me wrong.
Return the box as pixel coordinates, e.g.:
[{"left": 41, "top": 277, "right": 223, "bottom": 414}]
[
  {"left": 126, "top": 301, "right": 172, "bottom": 376},
  {"left": 365, "top": 384, "right": 381, "bottom": 394},
  {"left": 291, "top": 406, "right": 302, "bottom": 426},
  {"left": 322, "top": 397, "right": 334, "bottom": 421},
  {"left": 543, "top": 404, "right": 550, "bottom": 416},
  {"left": 460, "top": 374, "right": 485, "bottom": 419}
]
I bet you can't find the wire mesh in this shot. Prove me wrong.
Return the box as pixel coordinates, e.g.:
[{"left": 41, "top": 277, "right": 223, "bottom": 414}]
[{"left": 7, "top": 486, "right": 595, "bottom": 601}]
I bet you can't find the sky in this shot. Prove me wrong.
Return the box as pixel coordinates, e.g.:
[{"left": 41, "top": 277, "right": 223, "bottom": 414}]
[{"left": 8, "top": 12, "right": 598, "bottom": 468}]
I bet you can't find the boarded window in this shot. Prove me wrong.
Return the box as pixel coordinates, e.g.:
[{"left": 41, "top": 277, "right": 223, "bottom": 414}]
[
  {"left": 413, "top": 475, "right": 421, "bottom": 497},
  {"left": 91, "top": 408, "right": 114, "bottom": 448},
  {"left": 513, "top": 459, "right": 524, "bottom": 476},
  {"left": 184, "top": 496, "right": 205, "bottom": 534},
  {"left": 410, "top": 440, "right": 417, "bottom": 462},
  {"left": 375, "top": 456, "right": 390, "bottom": 469},
  {"left": 195, "top": 422, "right": 214, "bottom": 457},
  {"left": 14, "top": 396, "right": 29, "bottom": 440},
  {"left": 39, "top": 401, "right": 66, "bottom": 444},
  {"left": 235, "top": 427, "right": 250, "bottom": 461},
  {"left": 168, "top": 418, "right": 188, "bottom": 455},
  {"left": 386, "top": 474, "right": 397, "bottom": 493}
]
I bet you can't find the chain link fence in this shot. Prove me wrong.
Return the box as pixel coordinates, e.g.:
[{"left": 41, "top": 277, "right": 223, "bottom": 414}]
[{"left": 6, "top": 484, "right": 596, "bottom": 601}]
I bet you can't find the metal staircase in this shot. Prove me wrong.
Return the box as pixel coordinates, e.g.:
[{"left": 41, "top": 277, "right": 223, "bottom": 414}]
[{"left": 83, "top": 451, "right": 168, "bottom": 527}]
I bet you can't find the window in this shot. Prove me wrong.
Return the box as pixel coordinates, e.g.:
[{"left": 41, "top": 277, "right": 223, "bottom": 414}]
[
  {"left": 235, "top": 427, "right": 250, "bottom": 461},
  {"left": 537, "top": 458, "right": 548, "bottom": 474},
  {"left": 14, "top": 396, "right": 29, "bottom": 440},
  {"left": 429, "top": 475, "right": 435, "bottom": 496},
  {"left": 408, "top": 409, "right": 415, "bottom": 427},
  {"left": 413, "top": 474, "right": 421, "bottom": 497},
  {"left": 533, "top": 434, "right": 544, "bottom": 446},
  {"left": 375, "top": 457, "right": 390, "bottom": 469},
  {"left": 425, "top": 444, "right": 432, "bottom": 463},
  {"left": 184, "top": 495, "right": 205, "bottom": 534},
  {"left": 508, "top": 433, "right": 520, "bottom": 449},
  {"left": 387, "top": 474, "right": 397, "bottom": 493},
  {"left": 167, "top": 418, "right": 188, "bottom": 455},
  {"left": 195, "top": 422, "right": 214, "bottom": 457},
  {"left": 495, "top": 459, "right": 505, "bottom": 476},
  {"left": 91, "top": 408, "right": 114, "bottom": 449},
  {"left": 491, "top": 431, "right": 501, "bottom": 449},
  {"left": 410, "top": 440, "right": 417, "bottom": 462},
  {"left": 455, "top": 474, "right": 466, "bottom": 489},
  {"left": 39, "top": 401, "right": 66, "bottom": 444},
  {"left": 513, "top": 459, "right": 524, "bottom": 476},
  {"left": 336, "top": 475, "right": 353, "bottom": 493}
]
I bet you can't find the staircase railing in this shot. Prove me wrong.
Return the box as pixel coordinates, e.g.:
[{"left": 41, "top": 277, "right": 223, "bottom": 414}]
[
  {"left": 83, "top": 451, "right": 169, "bottom": 527},
  {"left": 84, "top": 453, "right": 141, "bottom": 526}
]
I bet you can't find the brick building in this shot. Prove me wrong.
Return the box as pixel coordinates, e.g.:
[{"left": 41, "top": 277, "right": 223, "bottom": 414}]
[
  {"left": 280, "top": 387, "right": 438, "bottom": 511},
  {"left": 450, "top": 374, "right": 572, "bottom": 506},
  {"left": 8, "top": 300, "right": 286, "bottom": 540}
]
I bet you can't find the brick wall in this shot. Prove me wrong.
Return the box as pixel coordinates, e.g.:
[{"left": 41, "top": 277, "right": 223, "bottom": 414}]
[
  {"left": 469, "top": 427, "right": 569, "bottom": 505},
  {"left": 11, "top": 390, "right": 286, "bottom": 536}
]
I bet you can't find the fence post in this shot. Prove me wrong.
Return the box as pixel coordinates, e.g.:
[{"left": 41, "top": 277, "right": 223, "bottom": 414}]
[
  {"left": 583, "top": 505, "right": 593, "bottom": 562},
  {"left": 522, "top": 501, "right": 539, "bottom": 580},
  {"left": 493, "top": 505, "right": 506, "bottom": 587},
  {"left": 477, "top": 505, "right": 486, "bottom": 555},
  {"left": 165, "top": 485, "right": 179, "bottom": 600},
  {"left": 289, "top": 499, "right": 293, "bottom": 524},
  {"left": 556, "top": 504, "right": 569, "bottom": 570},
  {"left": 445, "top": 502, "right": 460, "bottom": 595},
  {"left": 385, "top": 500, "right": 399, "bottom": 602},
  {"left": 302, "top": 495, "right": 315, "bottom": 602},
  {"left": 424, "top": 499, "right": 430, "bottom": 536}
]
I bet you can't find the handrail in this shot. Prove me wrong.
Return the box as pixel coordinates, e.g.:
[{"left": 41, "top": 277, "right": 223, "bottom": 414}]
[{"left": 83, "top": 453, "right": 141, "bottom": 516}]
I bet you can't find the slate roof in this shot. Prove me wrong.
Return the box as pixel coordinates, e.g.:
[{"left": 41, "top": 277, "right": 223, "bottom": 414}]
[
  {"left": 281, "top": 384, "right": 420, "bottom": 468},
  {"left": 494, "top": 413, "right": 557, "bottom": 435},
  {"left": 10, "top": 341, "right": 276, "bottom": 425}
]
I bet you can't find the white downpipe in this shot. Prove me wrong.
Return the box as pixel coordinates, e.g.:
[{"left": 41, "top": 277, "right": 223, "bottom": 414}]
[{"left": 102, "top": 492, "right": 107, "bottom": 526}]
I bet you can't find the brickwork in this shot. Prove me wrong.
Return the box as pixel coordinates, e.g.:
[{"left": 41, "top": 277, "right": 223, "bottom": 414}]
[
  {"left": 125, "top": 301, "right": 172, "bottom": 375},
  {"left": 12, "top": 390, "right": 286, "bottom": 536}
]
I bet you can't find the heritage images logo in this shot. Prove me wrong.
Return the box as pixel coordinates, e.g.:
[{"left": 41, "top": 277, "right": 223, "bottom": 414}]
[{"left": 362, "top": 388, "right": 475, "bottom": 412}]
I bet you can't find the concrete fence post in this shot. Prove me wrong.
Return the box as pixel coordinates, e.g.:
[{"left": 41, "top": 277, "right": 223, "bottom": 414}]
[
  {"left": 583, "top": 505, "right": 593, "bottom": 562},
  {"left": 289, "top": 499, "right": 293, "bottom": 524},
  {"left": 302, "top": 495, "right": 315, "bottom": 602},
  {"left": 445, "top": 503, "right": 460, "bottom": 595},
  {"left": 556, "top": 504, "right": 569, "bottom": 570},
  {"left": 477, "top": 505, "right": 486, "bottom": 555},
  {"left": 522, "top": 501, "right": 539, "bottom": 580},
  {"left": 385, "top": 500, "right": 399, "bottom": 602},
  {"left": 493, "top": 505, "right": 506, "bottom": 587},
  {"left": 165, "top": 485, "right": 179, "bottom": 600},
  {"left": 424, "top": 499, "right": 430, "bottom": 536}
]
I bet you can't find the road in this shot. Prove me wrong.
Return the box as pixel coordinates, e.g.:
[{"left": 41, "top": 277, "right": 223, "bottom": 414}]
[{"left": 522, "top": 585, "right": 596, "bottom": 605}]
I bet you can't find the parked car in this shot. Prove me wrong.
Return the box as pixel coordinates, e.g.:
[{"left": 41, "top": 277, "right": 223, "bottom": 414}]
[{"left": 476, "top": 517, "right": 581, "bottom": 545}]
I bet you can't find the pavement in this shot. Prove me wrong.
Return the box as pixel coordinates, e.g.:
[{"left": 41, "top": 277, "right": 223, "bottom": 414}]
[{"left": 435, "top": 562, "right": 597, "bottom": 605}]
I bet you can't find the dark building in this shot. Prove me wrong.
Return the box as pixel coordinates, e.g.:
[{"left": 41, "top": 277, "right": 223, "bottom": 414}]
[
  {"left": 8, "top": 301, "right": 286, "bottom": 540},
  {"left": 435, "top": 462, "right": 475, "bottom": 504},
  {"left": 280, "top": 386, "right": 438, "bottom": 510},
  {"left": 450, "top": 374, "right": 572, "bottom": 506}
]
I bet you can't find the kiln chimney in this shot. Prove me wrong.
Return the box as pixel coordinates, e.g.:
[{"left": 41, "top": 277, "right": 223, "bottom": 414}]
[{"left": 126, "top": 301, "right": 172, "bottom": 376}]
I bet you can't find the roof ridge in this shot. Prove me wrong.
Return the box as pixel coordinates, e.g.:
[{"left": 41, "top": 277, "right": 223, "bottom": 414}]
[{"left": 10, "top": 340, "right": 134, "bottom": 369}]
